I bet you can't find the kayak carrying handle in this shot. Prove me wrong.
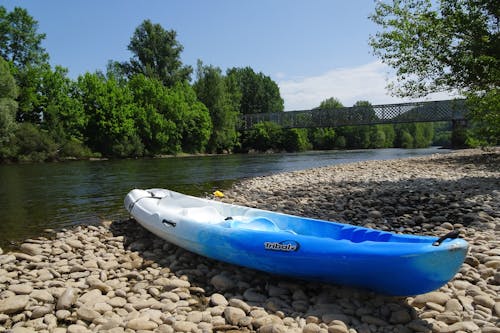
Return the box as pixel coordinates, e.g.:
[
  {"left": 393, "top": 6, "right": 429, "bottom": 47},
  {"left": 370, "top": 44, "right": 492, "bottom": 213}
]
[
  {"left": 432, "top": 230, "right": 460, "bottom": 246},
  {"left": 162, "top": 219, "right": 176, "bottom": 227}
]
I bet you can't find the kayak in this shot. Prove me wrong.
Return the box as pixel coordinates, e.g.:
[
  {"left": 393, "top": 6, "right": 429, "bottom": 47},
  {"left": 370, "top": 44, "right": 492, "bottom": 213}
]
[{"left": 124, "top": 188, "right": 468, "bottom": 296}]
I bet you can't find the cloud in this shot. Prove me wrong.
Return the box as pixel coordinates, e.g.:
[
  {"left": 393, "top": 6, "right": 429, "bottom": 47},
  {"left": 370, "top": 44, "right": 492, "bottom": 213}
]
[{"left": 278, "top": 61, "right": 458, "bottom": 110}]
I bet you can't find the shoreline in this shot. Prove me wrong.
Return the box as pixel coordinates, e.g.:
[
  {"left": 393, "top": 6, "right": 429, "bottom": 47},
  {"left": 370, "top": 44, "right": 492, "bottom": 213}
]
[{"left": 0, "top": 149, "right": 498, "bottom": 333}]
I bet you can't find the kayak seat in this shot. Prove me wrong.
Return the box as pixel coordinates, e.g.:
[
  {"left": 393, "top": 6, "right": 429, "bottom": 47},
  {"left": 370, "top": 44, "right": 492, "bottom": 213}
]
[{"left": 228, "top": 217, "right": 280, "bottom": 232}]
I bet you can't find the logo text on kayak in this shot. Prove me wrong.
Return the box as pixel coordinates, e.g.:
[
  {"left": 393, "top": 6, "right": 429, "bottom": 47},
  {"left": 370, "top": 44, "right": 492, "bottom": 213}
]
[{"left": 264, "top": 240, "right": 299, "bottom": 252}]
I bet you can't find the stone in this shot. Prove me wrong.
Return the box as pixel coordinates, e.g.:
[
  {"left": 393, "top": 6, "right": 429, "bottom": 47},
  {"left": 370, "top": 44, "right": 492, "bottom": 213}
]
[
  {"left": 439, "top": 321, "right": 479, "bottom": 333},
  {"left": 13, "top": 252, "right": 42, "bottom": 262},
  {"left": 210, "top": 274, "right": 235, "bottom": 291},
  {"left": 303, "top": 323, "right": 321, "bottom": 333},
  {"left": 173, "top": 321, "right": 198, "bottom": 332},
  {"left": 168, "top": 278, "right": 192, "bottom": 289},
  {"left": 444, "top": 298, "right": 463, "bottom": 312},
  {"left": 224, "top": 306, "right": 246, "bottom": 325},
  {"left": 126, "top": 317, "right": 159, "bottom": 330},
  {"left": 259, "top": 323, "right": 288, "bottom": 333},
  {"left": 106, "top": 297, "right": 127, "bottom": 308},
  {"left": 31, "top": 304, "right": 54, "bottom": 319},
  {"left": 473, "top": 294, "right": 495, "bottom": 308},
  {"left": 93, "top": 302, "right": 112, "bottom": 313},
  {"left": 251, "top": 314, "right": 283, "bottom": 329},
  {"left": 361, "top": 315, "right": 388, "bottom": 326},
  {"left": 229, "top": 298, "right": 252, "bottom": 313},
  {"left": 389, "top": 309, "right": 411, "bottom": 324},
  {"left": 186, "top": 310, "right": 203, "bottom": 323},
  {"left": 67, "top": 324, "right": 91, "bottom": 333},
  {"left": 8, "top": 283, "right": 33, "bottom": 295},
  {"left": 210, "top": 293, "right": 228, "bottom": 306},
  {"left": 328, "top": 325, "right": 349, "bottom": 333},
  {"left": 76, "top": 306, "right": 101, "bottom": 322},
  {"left": 243, "top": 289, "right": 267, "bottom": 302},
  {"left": 412, "top": 291, "right": 450, "bottom": 306},
  {"left": 57, "top": 287, "right": 77, "bottom": 310},
  {"left": 66, "top": 239, "right": 84, "bottom": 249},
  {"left": 494, "top": 302, "right": 500, "bottom": 317},
  {"left": 0, "top": 295, "right": 29, "bottom": 314},
  {"left": 86, "top": 276, "right": 112, "bottom": 292},
  {"left": 10, "top": 328, "right": 37, "bottom": 333},
  {"left": 20, "top": 243, "right": 43, "bottom": 255},
  {"left": 56, "top": 309, "right": 71, "bottom": 320}
]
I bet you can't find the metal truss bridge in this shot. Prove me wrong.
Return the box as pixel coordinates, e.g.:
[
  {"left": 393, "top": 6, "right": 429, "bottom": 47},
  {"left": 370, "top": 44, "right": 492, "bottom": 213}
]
[{"left": 239, "top": 99, "right": 468, "bottom": 130}]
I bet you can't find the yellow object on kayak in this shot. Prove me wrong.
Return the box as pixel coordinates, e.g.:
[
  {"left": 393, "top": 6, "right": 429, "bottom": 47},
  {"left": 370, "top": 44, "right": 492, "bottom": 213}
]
[{"left": 213, "top": 190, "right": 224, "bottom": 198}]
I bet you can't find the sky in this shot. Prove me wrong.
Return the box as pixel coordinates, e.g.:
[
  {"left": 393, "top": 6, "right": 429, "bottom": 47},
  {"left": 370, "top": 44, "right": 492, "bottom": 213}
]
[{"left": 2, "top": 0, "right": 455, "bottom": 110}]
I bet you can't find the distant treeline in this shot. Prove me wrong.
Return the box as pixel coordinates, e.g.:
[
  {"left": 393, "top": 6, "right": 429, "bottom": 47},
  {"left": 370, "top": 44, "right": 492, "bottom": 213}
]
[{"left": 0, "top": 7, "right": 461, "bottom": 163}]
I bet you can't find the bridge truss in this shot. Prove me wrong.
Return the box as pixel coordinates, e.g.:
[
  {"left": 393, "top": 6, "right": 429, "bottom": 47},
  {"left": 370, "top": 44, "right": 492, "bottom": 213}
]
[{"left": 239, "top": 99, "right": 468, "bottom": 130}]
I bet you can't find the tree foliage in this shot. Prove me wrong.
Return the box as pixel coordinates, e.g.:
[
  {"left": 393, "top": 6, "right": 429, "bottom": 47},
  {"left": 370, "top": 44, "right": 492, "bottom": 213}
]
[
  {"left": 370, "top": 0, "right": 499, "bottom": 145},
  {"left": 227, "top": 67, "right": 284, "bottom": 114},
  {"left": 0, "top": 6, "right": 48, "bottom": 69},
  {"left": 0, "top": 57, "right": 18, "bottom": 158},
  {"left": 194, "top": 61, "right": 240, "bottom": 153},
  {"left": 369, "top": 0, "right": 499, "bottom": 96},
  {"left": 123, "top": 19, "right": 192, "bottom": 87}
]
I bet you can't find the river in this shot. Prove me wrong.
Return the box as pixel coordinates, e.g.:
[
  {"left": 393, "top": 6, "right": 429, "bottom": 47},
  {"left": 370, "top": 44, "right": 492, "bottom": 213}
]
[{"left": 0, "top": 147, "right": 450, "bottom": 249}]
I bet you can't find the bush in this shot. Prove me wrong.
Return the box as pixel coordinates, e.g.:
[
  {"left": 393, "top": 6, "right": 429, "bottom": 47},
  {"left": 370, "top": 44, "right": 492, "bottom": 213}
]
[
  {"left": 242, "top": 122, "right": 282, "bottom": 152},
  {"left": 59, "top": 139, "right": 96, "bottom": 159},
  {"left": 282, "top": 128, "right": 311, "bottom": 152},
  {"left": 310, "top": 128, "right": 336, "bottom": 150},
  {"left": 10, "top": 123, "right": 58, "bottom": 162}
]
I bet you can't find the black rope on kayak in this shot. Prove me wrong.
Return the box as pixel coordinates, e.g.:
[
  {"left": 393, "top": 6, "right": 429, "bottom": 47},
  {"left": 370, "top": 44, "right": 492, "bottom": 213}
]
[
  {"left": 128, "top": 192, "right": 162, "bottom": 212},
  {"left": 432, "top": 230, "right": 460, "bottom": 246}
]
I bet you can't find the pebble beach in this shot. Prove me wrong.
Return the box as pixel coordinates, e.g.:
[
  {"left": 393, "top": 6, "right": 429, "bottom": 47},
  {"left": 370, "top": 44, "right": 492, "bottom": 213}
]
[{"left": 0, "top": 149, "right": 498, "bottom": 333}]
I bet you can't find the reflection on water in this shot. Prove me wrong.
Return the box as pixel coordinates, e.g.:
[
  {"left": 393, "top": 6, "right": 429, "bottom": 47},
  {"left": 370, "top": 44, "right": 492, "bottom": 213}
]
[{"left": 0, "top": 148, "right": 449, "bottom": 248}]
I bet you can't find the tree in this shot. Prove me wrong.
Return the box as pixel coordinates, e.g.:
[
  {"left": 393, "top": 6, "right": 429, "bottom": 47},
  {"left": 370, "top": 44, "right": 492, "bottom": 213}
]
[
  {"left": 39, "top": 66, "right": 86, "bottom": 143},
  {"left": 194, "top": 61, "right": 240, "bottom": 153},
  {"left": 0, "top": 6, "right": 48, "bottom": 69},
  {"left": 0, "top": 57, "right": 18, "bottom": 158},
  {"left": 370, "top": 0, "right": 499, "bottom": 145},
  {"left": 369, "top": 0, "right": 498, "bottom": 96},
  {"left": 76, "top": 73, "right": 143, "bottom": 157},
  {"left": 123, "top": 19, "right": 192, "bottom": 87},
  {"left": 317, "top": 97, "right": 343, "bottom": 109},
  {"left": 227, "top": 67, "right": 284, "bottom": 114}
]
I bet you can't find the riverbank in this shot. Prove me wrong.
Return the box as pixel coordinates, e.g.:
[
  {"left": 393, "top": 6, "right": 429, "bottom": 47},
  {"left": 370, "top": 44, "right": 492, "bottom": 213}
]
[{"left": 0, "top": 149, "right": 498, "bottom": 333}]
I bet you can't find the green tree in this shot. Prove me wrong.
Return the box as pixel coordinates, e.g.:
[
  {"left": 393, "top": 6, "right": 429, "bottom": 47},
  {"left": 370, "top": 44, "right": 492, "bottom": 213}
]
[
  {"left": 0, "top": 57, "right": 18, "bottom": 159},
  {"left": 227, "top": 67, "right": 284, "bottom": 114},
  {"left": 242, "top": 121, "right": 283, "bottom": 152},
  {"left": 76, "top": 73, "right": 143, "bottom": 157},
  {"left": 0, "top": 6, "right": 48, "bottom": 69},
  {"left": 123, "top": 19, "right": 192, "bottom": 87},
  {"left": 39, "top": 66, "right": 86, "bottom": 143},
  {"left": 194, "top": 61, "right": 240, "bottom": 153},
  {"left": 370, "top": 0, "right": 499, "bottom": 145},
  {"left": 128, "top": 74, "right": 178, "bottom": 155},
  {"left": 0, "top": 6, "right": 50, "bottom": 124},
  {"left": 318, "top": 97, "right": 343, "bottom": 110}
]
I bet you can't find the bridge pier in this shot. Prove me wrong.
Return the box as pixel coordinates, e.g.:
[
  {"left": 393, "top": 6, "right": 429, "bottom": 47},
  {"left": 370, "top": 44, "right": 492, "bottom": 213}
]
[{"left": 451, "top": 119, "right": 469, "bottom": 148}]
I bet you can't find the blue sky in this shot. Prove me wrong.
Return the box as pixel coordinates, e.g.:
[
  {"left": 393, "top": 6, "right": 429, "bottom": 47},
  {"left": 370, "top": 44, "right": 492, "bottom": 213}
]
[{"left": 2, "top": 0, "right": 453, "bottom": 110}]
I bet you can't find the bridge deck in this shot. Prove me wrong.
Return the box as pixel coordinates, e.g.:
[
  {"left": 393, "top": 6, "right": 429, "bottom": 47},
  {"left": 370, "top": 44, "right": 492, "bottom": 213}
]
[{"left": 240, "top": 99, "right": 467, "bottom": 130}]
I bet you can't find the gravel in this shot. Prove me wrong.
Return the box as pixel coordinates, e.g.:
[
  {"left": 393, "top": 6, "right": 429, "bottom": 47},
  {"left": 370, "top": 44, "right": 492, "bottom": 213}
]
[{"left": 0, "top": 148, "right": 498, "bottom": 332}]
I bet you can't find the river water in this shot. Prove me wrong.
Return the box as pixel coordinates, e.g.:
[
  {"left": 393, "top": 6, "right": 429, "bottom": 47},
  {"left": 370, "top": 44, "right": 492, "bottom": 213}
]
[{"left": 0, "top": 148, "right": 449, "bottom": 248}]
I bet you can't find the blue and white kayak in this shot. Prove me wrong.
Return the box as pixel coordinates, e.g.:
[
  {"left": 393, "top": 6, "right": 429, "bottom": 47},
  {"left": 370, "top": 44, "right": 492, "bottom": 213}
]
[{"left": 124, "top": 188, "right": 468, "bottom": 296}]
